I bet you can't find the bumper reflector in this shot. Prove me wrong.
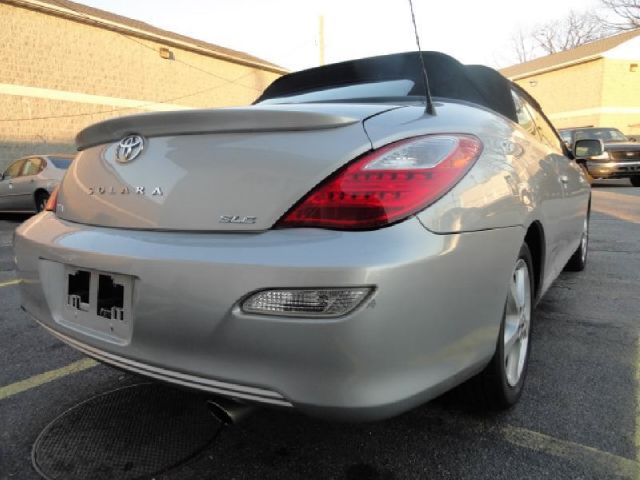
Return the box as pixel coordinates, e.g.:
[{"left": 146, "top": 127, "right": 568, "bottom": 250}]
[{"left": 241, "top": 287, "right": 373, "bottom": 318}]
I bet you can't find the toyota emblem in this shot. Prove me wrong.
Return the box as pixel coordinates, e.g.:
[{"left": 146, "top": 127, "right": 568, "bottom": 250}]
[{"left": 116, "top": 135, "right": 145, "bottom": 163}]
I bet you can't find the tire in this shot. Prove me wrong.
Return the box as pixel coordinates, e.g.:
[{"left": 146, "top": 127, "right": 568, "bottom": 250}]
[
  {"left": 35, "top": 191, "right": 49, "bottom": 213},
  {"left": 564, "top": 212, "right": 589, "bottom": 272},
  {"left": 631, "top": 177, "right": 640, "bottom": 187},
  {"left": 473, "top": 243, "right": 534, "bottom": 409}
]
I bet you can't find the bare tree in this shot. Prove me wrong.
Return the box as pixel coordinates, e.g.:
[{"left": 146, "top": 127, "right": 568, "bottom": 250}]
[
  {"left": 532, "top": 10, "right": 607, "bottom": 54},
  {"left": 600, "top": 0, "right": 640, "bottom": 30},
  {"left": 511, "top": 29, "right": 535, "bottom": 63},
  {"left": 508, "top": 10, "right": 609, "bottom": 65}
]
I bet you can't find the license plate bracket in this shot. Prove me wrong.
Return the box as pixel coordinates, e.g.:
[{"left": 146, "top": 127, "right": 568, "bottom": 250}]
[{"left": 62, "top": 266, "right": 134, "bottom": 343}]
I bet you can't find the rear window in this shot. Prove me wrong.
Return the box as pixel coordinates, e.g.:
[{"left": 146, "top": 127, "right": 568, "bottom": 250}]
[
  {"left": 50, "top": 157, "right": 72, "bottom": 169},
  {"left": 258, "top": 79, "right": 415, "bottom": 105}
]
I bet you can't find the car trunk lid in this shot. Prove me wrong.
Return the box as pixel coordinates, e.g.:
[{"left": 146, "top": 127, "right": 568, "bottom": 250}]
[{"left": 58, "top": 104, "right": 402, "bottom": 231}]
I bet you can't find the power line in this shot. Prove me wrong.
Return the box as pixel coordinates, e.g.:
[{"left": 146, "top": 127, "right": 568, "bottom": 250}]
[
  {"left": 0, "top": 40, "right": 307, "bottom": 122},
  {"left": 45, "top": 0, "right": 263, "bottom": 92},
  {"left": 0, "top": 4, "right": 314, "bottom": 122},
  {"left": 116, "top": 33, "right": 262, "bottom": 92},
  {"left": 0, "top": 1, "right": 280, "bottom": 123},
  {"left": 0, "top": 81, "right": 244, "bottom": 122}
]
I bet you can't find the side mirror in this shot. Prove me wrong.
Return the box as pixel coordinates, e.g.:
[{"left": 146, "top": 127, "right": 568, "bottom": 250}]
[
  {"left": 573, "top": 138, "right": 604, "bottom": 159},
  {"left": 629, "top": 137, "right": 637, "bottom": 143}
]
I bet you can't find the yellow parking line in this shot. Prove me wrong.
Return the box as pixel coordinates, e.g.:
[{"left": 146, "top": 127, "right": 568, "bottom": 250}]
[
  {"left": 503, "top": 424, "right": 639, "bottom": 478},
  {"left": 0, "top": 358, "right": 97, "bottom": 401},
  {"left": 0, "top": 349, "right": 637, "bottom": 478},
  {"left": 0, "top": 279, "right": 22, "bottom": 288}
]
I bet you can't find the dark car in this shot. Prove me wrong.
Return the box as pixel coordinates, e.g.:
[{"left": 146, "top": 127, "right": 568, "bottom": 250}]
[{"left": 559, "top": 127, "right": 640, "bottom": 186}]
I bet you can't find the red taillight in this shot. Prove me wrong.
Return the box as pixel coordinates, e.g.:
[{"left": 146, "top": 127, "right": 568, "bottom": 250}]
[
  {"left": 44, "top": 186, "right": 59, "bottom": 212},
  {"left": 276, "top": 134, "right": 483, "bottom": 230}
]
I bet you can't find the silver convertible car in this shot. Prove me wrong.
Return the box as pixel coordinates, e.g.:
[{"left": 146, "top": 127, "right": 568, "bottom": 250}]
[
  {"left": 14, "top": 52, "right": 591, "bottom": 421},
  {"left": 0, "top": 154, "right": 73, "bottom": 213}
]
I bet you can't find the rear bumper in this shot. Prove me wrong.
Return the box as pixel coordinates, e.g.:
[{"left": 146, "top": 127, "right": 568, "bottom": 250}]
[
  {"left": 586, "top": 160, "right": 640, "bottom": 178},
  {"left": 38, "top": 321, "right": 292, "bottom": 407},
  {"left": 14, "top": 213, "right": 523, "bottom": 420}
]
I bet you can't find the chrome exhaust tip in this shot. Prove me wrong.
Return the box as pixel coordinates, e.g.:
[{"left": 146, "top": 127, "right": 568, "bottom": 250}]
[{"left": 206, "top": 397, "right": 255, "bottom": 425}]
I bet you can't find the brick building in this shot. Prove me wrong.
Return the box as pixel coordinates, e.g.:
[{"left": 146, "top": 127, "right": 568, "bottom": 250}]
[
  {"left": 501, "top": 29, "right": 640, "bottom": 135},
  {"left": 0, "top": 0, "right": 286, "bottom": 168}
]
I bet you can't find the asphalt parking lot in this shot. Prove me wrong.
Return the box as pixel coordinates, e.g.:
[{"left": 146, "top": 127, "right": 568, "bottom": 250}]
[{"left": 1, "top": 180, "right": 639, "bottom": 480}]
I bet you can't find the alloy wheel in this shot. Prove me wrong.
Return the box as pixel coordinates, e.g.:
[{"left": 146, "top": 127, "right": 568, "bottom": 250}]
[
  {"left": 580, "top": 217, "right": 589, "bottom": 263},
  {"left": 504, "top": 259, "right": 531, "bottom": 387}
]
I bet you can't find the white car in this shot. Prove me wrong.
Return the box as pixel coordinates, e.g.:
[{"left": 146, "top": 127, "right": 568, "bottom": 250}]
[{"left": 0, "top": 154, "right": 73, "bottom": 212}]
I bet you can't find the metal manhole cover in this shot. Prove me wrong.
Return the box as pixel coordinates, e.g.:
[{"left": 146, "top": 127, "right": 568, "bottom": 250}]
[{"left": 32, "top": 383, "right": 221, "bottom": 480}]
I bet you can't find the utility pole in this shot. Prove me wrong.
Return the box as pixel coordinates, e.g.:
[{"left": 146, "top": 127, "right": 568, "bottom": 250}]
[{"left": 319, "top": 15, "right": 325, "bottom": 66}]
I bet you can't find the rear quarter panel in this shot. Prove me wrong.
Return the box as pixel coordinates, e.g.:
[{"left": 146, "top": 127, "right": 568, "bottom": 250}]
[
  {"left": 364, "top": 102, "right": 590, "bottom": 297},
  {"left": 364, "top": 102, "right": 536, "bottom": 232}
]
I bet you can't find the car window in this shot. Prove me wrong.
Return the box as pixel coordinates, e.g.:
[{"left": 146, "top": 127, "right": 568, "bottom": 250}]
[
  {"left": 49, "top": 156, "right": 72, "bottom": 169},
  {"left": 258, "top": 79, "right": 416, "bottom": 104},
  {"left": 511, "top": 91, "right": 537, "bottom": 136},
  {"left": 21, "top": 158, "right": 43, "bottom": 176},
  {"left": 3, "top": 159, "right": 25, "bottom": 178},
  {"left": 574, "top": 128, "right": 627, "bottom": 143},
  {"left": 559, "top": 131, "right": 572, "bottom": 144},
  {"left": 523, "top": 103, "right": 563, "bottom": 152}
]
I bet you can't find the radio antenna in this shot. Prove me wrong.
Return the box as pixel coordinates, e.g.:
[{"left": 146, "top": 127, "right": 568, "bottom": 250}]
[{"left": 407, "top": 0, "right": 435, "bottom": 115}]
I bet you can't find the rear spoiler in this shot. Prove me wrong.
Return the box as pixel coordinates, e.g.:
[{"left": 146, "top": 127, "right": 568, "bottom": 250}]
[{"left": 76, "top": 107, "right": 359, "bottom": 150}]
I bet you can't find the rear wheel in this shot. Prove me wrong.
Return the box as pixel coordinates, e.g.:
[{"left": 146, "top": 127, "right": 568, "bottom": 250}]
[
  {"left": 565, "top": 213, "right": 589, "bottom": 272},
  {"left": 35, "top": 191, "right": 49, "bottom": 212},
  {"left": 631, "top": 177, "right": 640, "bottom": 187},
  {"left": 474, "top": 244, "right": 533, "bottom": 409}
]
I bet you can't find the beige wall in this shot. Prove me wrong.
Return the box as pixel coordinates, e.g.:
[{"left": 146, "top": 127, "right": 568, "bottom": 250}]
[
  {"left": 602, "top": 59, "right": 640, "bottom": 107},
  {"left": 513, "top": 59, "right": 606, "bottom": 130},
  {"left": 600, "top": 58, "right": 640, "bottom": 135},
  {"left": 0, "top": 3, "right": 282, "bottom": 168},
  {"left": 512, "top": 57, "right": 640, "bottom": 135}
]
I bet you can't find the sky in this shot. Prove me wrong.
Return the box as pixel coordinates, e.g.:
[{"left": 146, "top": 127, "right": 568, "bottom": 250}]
[{"left": 77, "top": 0, "right": 602, "bottom": 71}]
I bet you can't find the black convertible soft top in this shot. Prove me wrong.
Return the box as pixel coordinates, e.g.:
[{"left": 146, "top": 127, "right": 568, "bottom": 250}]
[{"left": 256, "top": 51, "right": 520, "bottom": 123}]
